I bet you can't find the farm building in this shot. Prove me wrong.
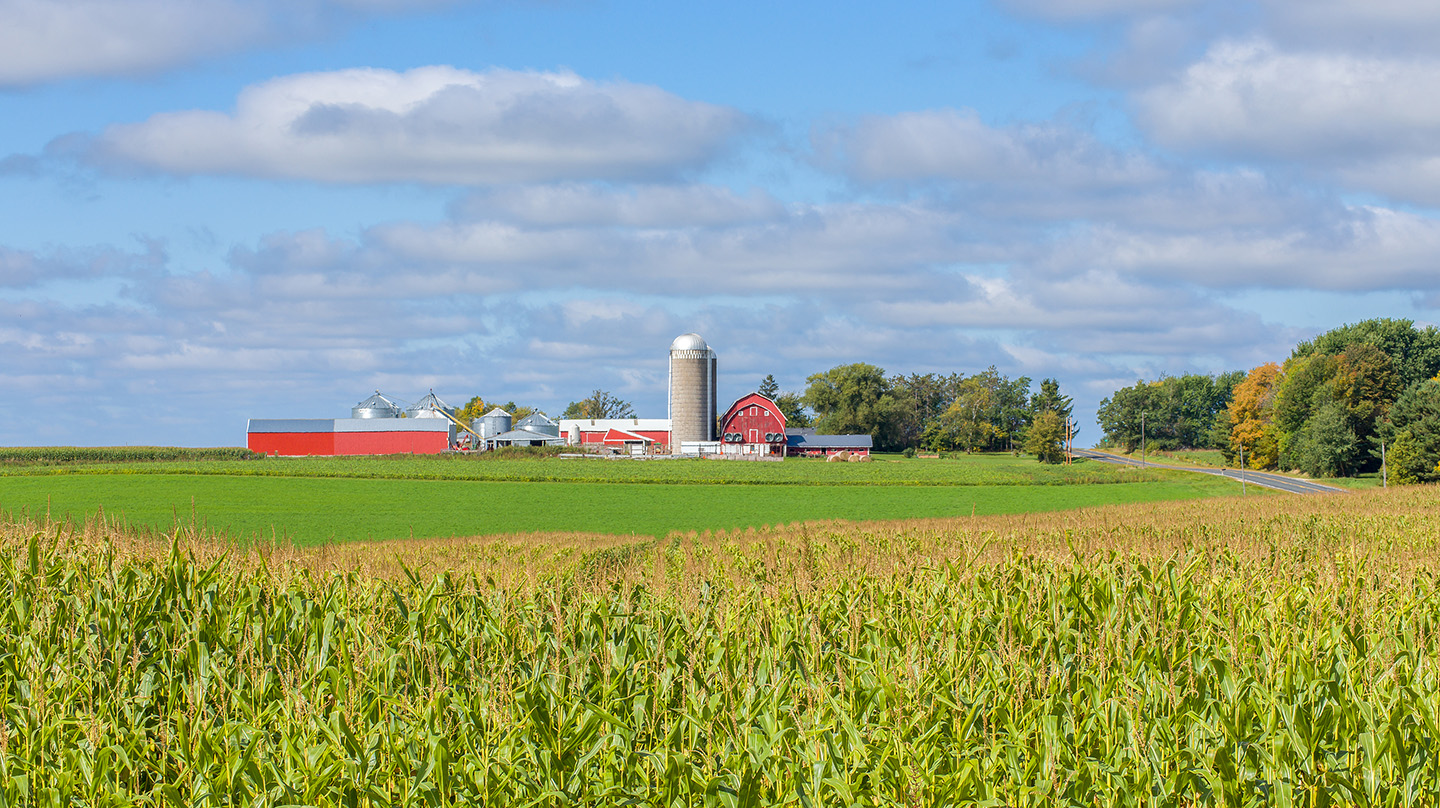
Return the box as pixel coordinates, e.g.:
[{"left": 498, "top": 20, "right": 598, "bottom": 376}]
[
  {"left": 785, "top": 429, "right": 873, "bottom": 458},
  {"left": 559, "top": 418, "right": 672, "bottom": 452},
  {"left": 718, "top": 392, "right": 788, "bottom": 457},
  {"left": 247, "top": 417, "right": 455, "bottom": 456},
  {"left": 248, "top": 391, "right": 470, "bottom": 456}
]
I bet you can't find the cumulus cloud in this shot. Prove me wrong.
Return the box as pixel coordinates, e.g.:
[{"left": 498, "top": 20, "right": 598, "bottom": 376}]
[
  {"left": 814, "top": 109, "right": 1163, "bottom": 190},
  {"left": 451, "top": 184, "right": 786, "bottom": 228},
  {"left": 1136, "top": 39, "right": 1440, "bottom": 162},
  {"left": 73, "top": 67, "right": 751, "bottom": 184},
  {"left": 0, "top": 0, "right": 467, "bottom": 86}
]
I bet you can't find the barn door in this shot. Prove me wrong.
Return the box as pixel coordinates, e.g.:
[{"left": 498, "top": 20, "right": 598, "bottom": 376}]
[{"left": 748, "top": 428, "right": 759, "bottom": 443}]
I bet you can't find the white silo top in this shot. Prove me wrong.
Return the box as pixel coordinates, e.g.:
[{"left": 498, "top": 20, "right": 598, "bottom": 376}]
[{"left": 671, "top": 333, "right": 709, "bottom": 352}]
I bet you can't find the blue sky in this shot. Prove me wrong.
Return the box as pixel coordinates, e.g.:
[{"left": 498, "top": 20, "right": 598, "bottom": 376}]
[{"left": 2, "top": 0, "right": 1438, "bottom": 446}]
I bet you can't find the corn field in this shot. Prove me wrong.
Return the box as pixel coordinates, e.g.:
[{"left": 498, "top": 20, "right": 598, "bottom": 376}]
[{"left": 3, "top": 489, "right": 1440, "bottom": 806}]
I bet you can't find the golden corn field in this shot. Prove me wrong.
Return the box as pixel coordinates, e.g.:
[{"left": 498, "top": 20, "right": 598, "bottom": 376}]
[{"left": 4, "top": 489, "right": 1440, "bottom": 806}]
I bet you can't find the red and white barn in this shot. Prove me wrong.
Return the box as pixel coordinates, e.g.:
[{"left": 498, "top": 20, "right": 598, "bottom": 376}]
[
  {"left": 718, "top": 393, "right": 788, "bottom": 457},
  {"left": 559, "top": 418, "right": 671, "bottom": 453}
]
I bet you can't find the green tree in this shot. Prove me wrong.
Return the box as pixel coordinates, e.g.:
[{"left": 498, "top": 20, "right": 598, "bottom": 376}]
[
  {"left": 1025, "top": 411, "right": 1067, "bottom": 464},
  {"left": 1030, "top": 378, "right": 1073, "bottom": 419},
  {"left": 1382, "top": 378, "right": 1440, "bottom": 483},
  {"left": 758, "top": 375, "right": 780, "bottom": 400},
  {"left": 497, "top": 402, "right": 534, "bottom": 424},
  {"left": 1294, "top": 317, "right": 1440, "bottom": 388},
  {"left": 1287, "top": 401, "right": 1358, "bottom": 477},
  {"left": 804, "top": 363, "right": 901, "bottom": 447},
  {"left": 890, "top": 372, "right": 961, "bottom": 450},
  {"left": 562, "top": 390, "right": 635, "bottom": 420},
  {"left": 774, "top": 392, "right": 812, "bottom": 428}
]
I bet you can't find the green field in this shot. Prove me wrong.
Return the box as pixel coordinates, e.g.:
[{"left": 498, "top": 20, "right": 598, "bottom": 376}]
[
  {"left": 0, "top": 451, "right": 1161, "bottom": 486},
  {"left": 0, "top": 471, "right": 1242, "bottom": 545}
]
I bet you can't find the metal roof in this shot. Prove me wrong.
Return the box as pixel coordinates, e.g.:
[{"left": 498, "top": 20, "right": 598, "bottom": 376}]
[
  {"left": 786, "top": 433, "right": 873, "bottom": 449},
  {"left": 247, "top": 419, "right": 335, "bottom": 433},
  {"left": 354, "top": 391, "right": 401, "bottom": 410},
  {"left": 334, "top": 418, "right": 450, "bottom": 433},
  {"left": 483, "top": 407, "right": 511, "bottom": 417},
  {"left": 491, "top": 428, "right": 565, "bottom": 444}
]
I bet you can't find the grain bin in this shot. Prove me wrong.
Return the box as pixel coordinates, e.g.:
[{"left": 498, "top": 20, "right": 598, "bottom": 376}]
[
  {"left": 406, "top": 391, "right": 453, "bottom": 419},
  {"left": 473, "top": 407, "right": 512, "bottom": 439},
  {"left": 668, "top": 333, "right": 717, "bottom": 453},
  {"left": 351, "top": 391, "right": 402, "bottom": 419}
]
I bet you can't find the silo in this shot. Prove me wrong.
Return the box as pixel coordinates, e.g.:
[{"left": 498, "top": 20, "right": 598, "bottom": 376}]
[
  {"left": 668, "top": 333, "right": 717, "bottom": 453},
  {"left": 473, "top": 407, "right": 512, "bottom": 439},
  {"left": 352, "top": 391, "right": 402, "bottom": 419}
]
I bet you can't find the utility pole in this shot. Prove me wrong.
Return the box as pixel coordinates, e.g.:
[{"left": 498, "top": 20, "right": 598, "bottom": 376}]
[
  {"left": 1239, "top": 443, "right": 1246, "bottom": 496},
  {"left": 1140, "top": 412, "right": 1146, "bottom": 467}
]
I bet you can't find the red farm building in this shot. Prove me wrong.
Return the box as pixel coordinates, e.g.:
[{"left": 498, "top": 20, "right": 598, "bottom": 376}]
[
  {"left": 246, "top": 418, "right": 455, "bottom": 456},
  {"left": 718, "top": 393, "right": 788, "bottom": 457}
]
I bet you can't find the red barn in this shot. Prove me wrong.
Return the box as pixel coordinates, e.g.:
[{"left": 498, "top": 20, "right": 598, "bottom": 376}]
[{"left": 718, "top": 393, "right": 787, "bottom": 457}]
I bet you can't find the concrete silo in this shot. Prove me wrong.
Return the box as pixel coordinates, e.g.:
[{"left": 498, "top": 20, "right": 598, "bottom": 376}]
[{"left": 668, "top": 333, "right": 717, "bottom": 453}]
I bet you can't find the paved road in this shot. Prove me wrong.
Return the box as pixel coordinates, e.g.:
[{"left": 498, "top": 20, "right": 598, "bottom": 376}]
[{"left": 1071, "top": 448, "right": 1347, "bottom": 495}]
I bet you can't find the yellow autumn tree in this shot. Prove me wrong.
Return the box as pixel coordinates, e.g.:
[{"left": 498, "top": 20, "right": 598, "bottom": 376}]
[{"left": 1228, "top": 362, "right": 1281, "bottom": 469}]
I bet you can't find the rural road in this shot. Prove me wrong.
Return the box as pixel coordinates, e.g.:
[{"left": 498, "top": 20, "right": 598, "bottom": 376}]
[{"left": 1071, "top": 448, "right": 1347, "bottom": 495}]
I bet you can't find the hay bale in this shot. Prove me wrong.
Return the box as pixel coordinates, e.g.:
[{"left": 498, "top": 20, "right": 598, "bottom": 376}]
[
  {"left": 849, "top": 453, "right": 871, "bottom": 462},
  {"left": 827, "top": 451, "right": 849, "bottom": 462}
]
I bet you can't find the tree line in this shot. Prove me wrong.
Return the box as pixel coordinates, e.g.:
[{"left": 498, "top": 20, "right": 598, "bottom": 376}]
[
  {"left": 1098, "top": 318, "right": 1440, "bottom": 480},
  {"left": 791, "top": 363, "right": 1075, "bottom": 460}
]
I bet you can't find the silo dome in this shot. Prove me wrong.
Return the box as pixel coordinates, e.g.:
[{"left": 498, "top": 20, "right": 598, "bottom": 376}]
[{"left": 671, "top": 333, "right": 709, "bottom": 352}]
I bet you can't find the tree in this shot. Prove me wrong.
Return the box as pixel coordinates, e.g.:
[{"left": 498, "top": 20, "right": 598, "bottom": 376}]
[
  {"left": 1030, "top": 378, "right": 1072, "bottom": 419},
  {"left": 758, "top": 375, "right": 780, "bottom": 400},
  {"left": 934, "top": 374, "right": 1001, "bottom": 453},
  {"left": 562, "top": 390, "right": 635, "bottom": 420},
  {"left": 774, "top": 392, "right": 812, "bottom": 428},
  {"left": 804, "top": 363, "right": 901, "bottom": 447},
  {"left": 1287, "top": 401, "right": 1358, "bottom": 477},
  {"left": 890, "top": 372, "right": 961, "bottom": 450},
  {"left": 1228, "top": 363, "right": 1281, "bottom": 469},
  {"left": 1382, "top": 378, "right": 1440, "bottom": 483},
  {"left": 1294, "top": 318, "right": 1440, "bottom": 388},
  {"left": 456, "top": 396, "right": 489, "bottom": 422},
  {"left": 1025, "top": 411, "right": 1067, "bottom": 464}
]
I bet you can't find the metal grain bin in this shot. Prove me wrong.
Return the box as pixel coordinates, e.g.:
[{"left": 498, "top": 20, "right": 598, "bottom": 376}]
[
  {"left": 473, "top": 408, "right": 512, "bottom": 439},
  {"left": 406, "top": 391, "right": 454, "bottom": 419},
  {"left": 352, "top": 391, "right": 402, "bottom": 419}
]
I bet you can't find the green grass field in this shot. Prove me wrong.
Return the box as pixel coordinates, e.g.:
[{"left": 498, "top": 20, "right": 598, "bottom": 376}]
[
  {"left": 0, "top": 451, "right": 1165, "bottom": 485},
  {"left": 0, "top": 462, "right": 1249, "bottom": 544}
]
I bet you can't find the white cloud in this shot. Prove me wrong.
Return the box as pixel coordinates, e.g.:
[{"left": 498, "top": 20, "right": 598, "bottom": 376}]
[
  {"left": 1136, "top": 39, "right": 1440, "bottom": 162},
  {"left": 0, "top": 0, "right": 467, "bottom": 86},
  {"left": 77, "top": 66, "right": 751, "bottom": 184},
  {"left": 0, "top": 0, "right": 268, "bottom": 85},
  {"left": 452, "top": 184, "right": 786, "bottom": 228},
  {"left": 814, "top": 108, "right": 1163, "bottom": 190}
]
